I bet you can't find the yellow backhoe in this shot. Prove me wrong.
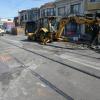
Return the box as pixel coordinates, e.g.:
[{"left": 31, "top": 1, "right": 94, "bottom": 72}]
[
  {"left": 43, "top": 15, "right": 100, "bottom": 44},
  {"left": 27, "top": 16, "right": 59, "bottom": 44},
  {"left": 27, "top": 15, "right": 100, "bottom": 45}
]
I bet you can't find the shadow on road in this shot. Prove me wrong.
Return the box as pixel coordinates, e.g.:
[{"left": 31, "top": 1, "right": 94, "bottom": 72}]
[{"left": 47, "top": 43, "right": 88, "bottom": 50}]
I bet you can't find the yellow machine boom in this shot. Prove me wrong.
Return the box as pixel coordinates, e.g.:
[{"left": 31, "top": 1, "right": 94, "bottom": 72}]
[{"left": 54, "top": 15, "right": 100, "bottom": 41}]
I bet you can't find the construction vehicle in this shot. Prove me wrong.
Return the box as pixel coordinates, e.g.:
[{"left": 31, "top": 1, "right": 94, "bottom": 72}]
[
  {"left": 25, "top": 21, "right": 37, "bottom": 38},
  {"left": 43, "top": 15, "right": 100, "bottom": 44},
  {"left": 27, "top": 16, "right": 59, "bottom": 44},
  {"left": 27, "top": 15, "right": 100, "bottom": 44}
]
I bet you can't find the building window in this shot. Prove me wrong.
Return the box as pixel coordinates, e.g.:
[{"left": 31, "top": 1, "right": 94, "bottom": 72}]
[
  {"left": 90, "top": 0, "right": 95, "bottom": 2},
  {"left": 45, "top": 9, "right": 47, "bottom": 16},
  {"left": 33, "top": 13, "right": 38, "bottom": 20},
  {"left": 21, "top": 16, "right": 24, "bottom": 21},
  {"left": 43, "top": 9, "right": 46, "bottom": 17},
  {"left": 25, "top": 14, "right": 27, "bottom": 20},
  {"left": 70, "top": 4, "right": 80, "bottom": 14},
  {"left": 47, "top": 8, "right": 55, "bottom": 16},
  {"left": 41, "top": 10, "right": 44, "bottom": 17},
  {"left": 58, "top": 7, "right": 65, "bottom": 16}
]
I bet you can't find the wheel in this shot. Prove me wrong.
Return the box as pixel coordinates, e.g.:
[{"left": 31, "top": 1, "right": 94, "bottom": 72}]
[
  {"left": 27, "top": 36, "right": 32, "bottom": 41},
  {"left": 2, "top": 33, "right": 4, "bottom": 36}
]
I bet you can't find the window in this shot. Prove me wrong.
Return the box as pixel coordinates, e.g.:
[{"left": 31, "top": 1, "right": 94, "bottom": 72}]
[
  {"left": 47, "top": 8, "right": 55, "bottom": 16},
  {"left": 58, "top": 7, "right": 65, "bottom": 16},
  {"left": 70, "top": 4, "right": 80, "bottom": 14},
  {"left": 41, "top": 9, "right": 45, "bottom": 17},
  {"left": 90, "top": 0, "right": 95, "bottom": 2},
  {"left": 44, "top": 9, "right": 47, "bottom": 16},
  {"left": 41, "top": 10, "right": 44, "bottom": 17},
  {"left": 42, "top": 9, "right": 47, "bottom": 17},
  {"left": 33, "top": 13, "right": 38, "bottom": 20},
  {"left": 25, "top": 14, "right": 27, "bottom": 20},
  {"left": 21, "top": 16, "right": 24, "bottom": 21}
]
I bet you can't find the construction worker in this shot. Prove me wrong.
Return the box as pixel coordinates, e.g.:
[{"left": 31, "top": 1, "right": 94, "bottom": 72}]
[{"left": 89, "top": 21, "right": 100, "bottom": 49}]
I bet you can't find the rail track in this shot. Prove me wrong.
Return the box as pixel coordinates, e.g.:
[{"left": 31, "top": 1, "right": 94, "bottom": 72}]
[
  {"left": 1, "top": 37, "right": 100, "bottom": 100},
  {"left": 0, "top": 38, "right": 100, "bottom": 79}
]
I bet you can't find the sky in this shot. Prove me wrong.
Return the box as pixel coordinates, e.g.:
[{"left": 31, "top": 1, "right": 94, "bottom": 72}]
[{"left": 0, "top": 0, "right": 54, "bottom": 18}]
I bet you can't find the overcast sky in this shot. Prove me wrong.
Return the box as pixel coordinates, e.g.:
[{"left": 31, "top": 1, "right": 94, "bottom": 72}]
[{"left": 0, "top": 0, "right": 54, "bottom": 18}]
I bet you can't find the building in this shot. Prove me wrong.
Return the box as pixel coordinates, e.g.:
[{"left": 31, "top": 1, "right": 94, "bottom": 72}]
[
  {"left": 18, "top": 8, "right": 39, "bottom": 26},
  {"left": 55, "top": 0, "right": 100, "bottom": 41},
  {"left": 0, "top": 18, "right": 13, "bottom": 28},
  {"left": 55, "top": 0, "right": 85, "bottom": 17},
  {"left": 54, "top": 0, "right": 85, "bottom": 41},
  {"left": 40, "top": 2, "right": 56, "bottom": 18},
  {"left": 18, "top": 10, "right": 28, "bottom": 26},
  {"left": 85, "top": 0, "right": 100, "bottom": 18}
]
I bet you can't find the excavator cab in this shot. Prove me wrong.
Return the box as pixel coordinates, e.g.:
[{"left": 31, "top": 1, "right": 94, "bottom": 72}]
[
  {"left": 27, "top": 16, "right": 59, "bottom": 44},
  {"left": 25, "top": 21, "right": 37, "bottom": 36},
  {"left": 36, "top": 16, "right": 58, "bottom": 44}
]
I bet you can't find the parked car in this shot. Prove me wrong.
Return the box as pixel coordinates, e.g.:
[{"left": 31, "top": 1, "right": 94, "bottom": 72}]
[{"left": 0, "top": 25, "right": 5, "bottom": 36}]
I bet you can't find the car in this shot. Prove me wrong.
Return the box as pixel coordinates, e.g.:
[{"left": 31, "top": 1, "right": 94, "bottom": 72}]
[{"left": 0, "top": 26, "right": 5, "bottom": 36}]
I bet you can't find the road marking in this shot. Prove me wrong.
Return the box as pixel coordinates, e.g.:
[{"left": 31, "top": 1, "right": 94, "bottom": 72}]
[
  {"left": 36, "top": 82, "right": 46, "bottom": 87},
  {"left": 59, "top": 54, "right": 100, "bottom": 71},
  {"left": 0, "top": 54, "right": 12, "bottom": 62},
  {"left": 26, "top": 61, "right": 38, "bottom": 70}
]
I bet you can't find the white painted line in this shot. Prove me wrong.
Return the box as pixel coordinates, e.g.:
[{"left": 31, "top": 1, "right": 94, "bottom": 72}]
[
  {"left": 36, "top": 82, "right": 46, "bottom": 87},
  {"left": 59, "top": 54, "right": 100, "bottom": 71},
  {"left": 26, "top": 61, "right": 38, "bottom": 70}
]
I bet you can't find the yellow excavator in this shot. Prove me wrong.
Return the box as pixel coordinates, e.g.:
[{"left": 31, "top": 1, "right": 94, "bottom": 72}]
[
  {"left": 43, "top": 15, "right": 100, "bottom": 44},
  {"left": 27, "top": 15, "right": 100, "bottom": 44},
  {"left": 27, "top": 16, "right": 58, "bottom": 43}
]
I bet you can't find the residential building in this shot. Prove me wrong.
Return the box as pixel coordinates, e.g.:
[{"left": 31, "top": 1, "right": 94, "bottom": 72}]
[
  {"left": 40, "top": 2, "right": 56, "bottom": 18},
  {"left": 55, "top": 0, "right": 85, "bottom": 40},
  {"left": 18, "top": 8, "right": 39, "bottom": 26},
  {"left": 85, "top": 0, "right": 100, "bottom": 18},
  {"left": 0, "top": 18, "right": 13, "bottom": 29},
  {"left": 18, "top": 10, "right": 28, "bottom": 26},
  {"left": 55, "top": 0, "right": 100, "bottom": 41},
  {"left": 55, "top": 0, "right": 85, "bottom": 17}
]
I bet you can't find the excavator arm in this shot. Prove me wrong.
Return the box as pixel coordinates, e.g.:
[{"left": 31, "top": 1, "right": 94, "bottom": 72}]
[
  {"left": 72, "top": 16, "right": 100, "bottom": 25},
  {"left": 54, "top": 15, "right": 100, "bottom": 41},
  {"left": 55, "top": 17, "right": 70, "bottom": 40},
  {"left": 40, "top": 15, "right": 100, "bottom": 44}
]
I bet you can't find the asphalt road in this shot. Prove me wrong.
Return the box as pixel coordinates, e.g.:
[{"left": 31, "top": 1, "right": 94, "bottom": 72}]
[{"left": 0, "top": 34, "right": 100, "bottom": 100}]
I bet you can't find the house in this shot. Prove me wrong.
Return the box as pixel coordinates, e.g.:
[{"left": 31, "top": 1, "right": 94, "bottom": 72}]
[
  {"left": 40, "top": 2, "right": 56, "bottom": 18},
  {"left": 18, "top": 8, "right": 39, "bottom": 27},
  {"left": 54, "top": 0, "right": 100, "bottom": 41}
]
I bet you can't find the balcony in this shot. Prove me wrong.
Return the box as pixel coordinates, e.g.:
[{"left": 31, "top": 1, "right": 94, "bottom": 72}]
[{"left": 87, "top": 2, "right": 100, "bottom": 11}]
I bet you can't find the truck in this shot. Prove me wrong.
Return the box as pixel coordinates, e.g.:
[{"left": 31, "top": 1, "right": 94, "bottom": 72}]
[{"left": 3, "top": 22, "right": 15, "bottom": 34}]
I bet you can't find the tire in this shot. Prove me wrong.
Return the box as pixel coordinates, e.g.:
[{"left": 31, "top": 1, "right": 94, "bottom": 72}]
[
  {"left": 27, "top": 36, "right": 32, "bottom": 41},
  {"left": 2, "top": 33, "right": 4, "bottom": 36}
]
